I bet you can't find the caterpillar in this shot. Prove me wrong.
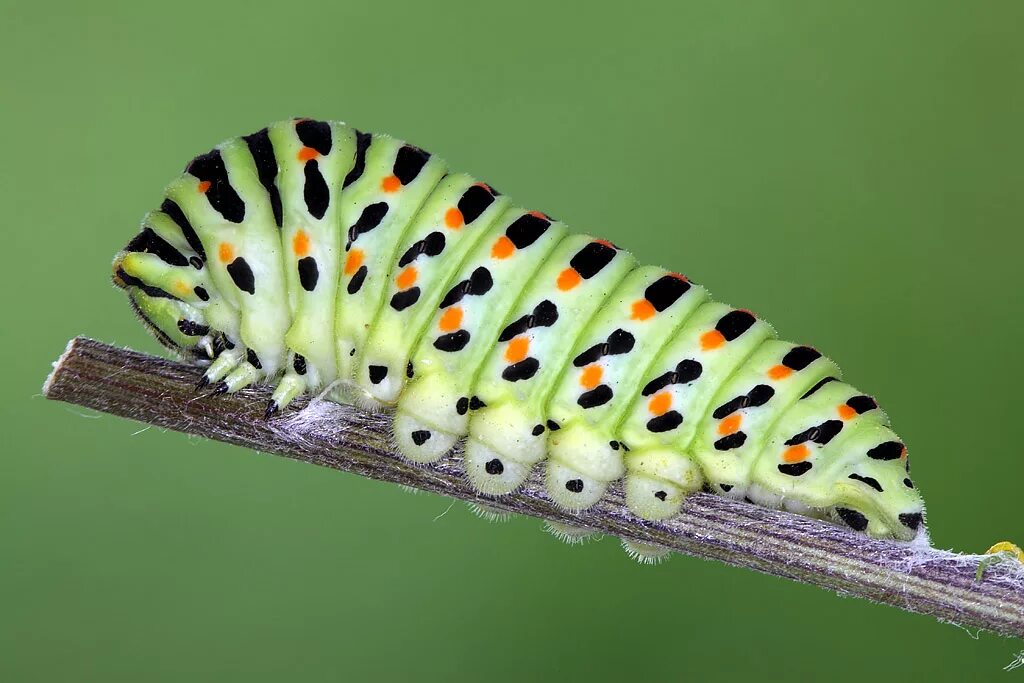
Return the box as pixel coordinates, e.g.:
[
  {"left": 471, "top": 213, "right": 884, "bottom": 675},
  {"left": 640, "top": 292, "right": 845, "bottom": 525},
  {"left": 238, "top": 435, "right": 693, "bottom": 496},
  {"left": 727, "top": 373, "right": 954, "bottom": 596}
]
[{"left": 112, "top": 118, "right": 926, "bottom": 549}]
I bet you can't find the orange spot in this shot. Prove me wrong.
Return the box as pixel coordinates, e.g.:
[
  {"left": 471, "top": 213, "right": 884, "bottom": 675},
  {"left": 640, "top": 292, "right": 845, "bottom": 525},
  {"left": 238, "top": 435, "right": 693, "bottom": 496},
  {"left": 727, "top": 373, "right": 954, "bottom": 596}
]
[
  {"left": 439, "top": 306, "right": 463, "bottom": 332},
  {"left": 718, "top": 413, "right": 742, "bottom": 435},
  {"left": 631, "top": 299, "right": 656, "bottom": 321},
  {"left": 292, "top": 230, "right": 311, "bottom": 257},
  {"left": 475, "top": 182, "right": 494, "bottom": 193},
  {"left": 580, "top": 364, "right": 603, "bottom": 390},
  {"left": 838, "top": 404, "right": 857, "bottom": 421},
  {"left": 395, "top": 266, "right": 418, "bottom": 290},
  {"left": 782, "top": 444, "right": 810, "bottom": 463},
  {"left": 768, "top": 364, "right": 793, "bottom": 380},
  {"left": 344, "top": 249, "right": 365, "bottom": 276},
  {"left": 648, "top": 391, "right": 672, "bottom": 416},
  {"left": 381, "top": 175, "right": 401, "bottom": 192},
  {"left": 505, "top": 336, "right": 530, "bottom": 363},
  {"left": 594, "top": 239, "right": 616, "bottom": 249},
  {"left": 444, "top": 207, "right": 464, "bottom": 229},
  {"left": 900, "top": 446, "right": 908, "bottom": 460},
  {"left": 700, "top": 330, "right": 725, "bottom": 350},
  {"left": 297, "top": 147, "right": 319, "bottom": 162},
  {"left": 491, "top": 235, "right": 515, "bottom": 259},
  {"left": 218, "top": 243, "right": 234, "bottom": 263},
  {"left": 197, "top": 180, "right": 211, "bottom": 194},
  {"left": 557, "top": 267, "right": 582, "bottom": 291},
  {"left": 528, "top": 210, "right": 548, "bottom": 219},
  {"left": 173, "top": 280, "right": 191, "bottom": 296},
  {"left": 668, "top": 272, "right": 689, "bottom": 282}
]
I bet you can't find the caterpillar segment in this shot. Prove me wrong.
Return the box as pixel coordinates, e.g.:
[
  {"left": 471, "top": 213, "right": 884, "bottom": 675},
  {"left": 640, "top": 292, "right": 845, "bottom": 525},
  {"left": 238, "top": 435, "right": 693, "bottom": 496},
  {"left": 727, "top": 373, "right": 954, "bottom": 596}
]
[{"left": 113, "top": 118, "right": 927, "bottom": 546}]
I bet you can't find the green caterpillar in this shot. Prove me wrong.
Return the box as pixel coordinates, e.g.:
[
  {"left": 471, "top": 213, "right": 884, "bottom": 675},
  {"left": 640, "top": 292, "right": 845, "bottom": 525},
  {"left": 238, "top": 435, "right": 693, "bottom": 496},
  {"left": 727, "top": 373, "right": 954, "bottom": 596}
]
[{"left": 113, "top": 118, "right": 926, "bottom": 550}]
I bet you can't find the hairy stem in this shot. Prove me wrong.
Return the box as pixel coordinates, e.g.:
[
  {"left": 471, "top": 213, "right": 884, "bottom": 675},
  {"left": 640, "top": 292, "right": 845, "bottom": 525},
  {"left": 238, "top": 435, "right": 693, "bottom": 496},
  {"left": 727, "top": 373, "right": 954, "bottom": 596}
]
[{"left": 42, "top": 337, "right": 1024, "bottom": 639}]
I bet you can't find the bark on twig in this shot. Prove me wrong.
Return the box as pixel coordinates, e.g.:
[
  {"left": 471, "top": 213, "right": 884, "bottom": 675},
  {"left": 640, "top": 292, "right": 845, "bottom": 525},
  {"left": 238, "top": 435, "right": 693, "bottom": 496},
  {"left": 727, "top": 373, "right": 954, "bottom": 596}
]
[{"left": 42, "top": 337, "right": 1024, "bottom": 638}]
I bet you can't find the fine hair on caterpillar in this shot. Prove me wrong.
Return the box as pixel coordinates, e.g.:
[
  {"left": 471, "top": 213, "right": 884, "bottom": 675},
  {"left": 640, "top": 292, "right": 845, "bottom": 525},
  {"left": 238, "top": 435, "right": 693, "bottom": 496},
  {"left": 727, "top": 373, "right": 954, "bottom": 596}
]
[{"left": 111, "top": 117, "right": 928, "bottom": 559}]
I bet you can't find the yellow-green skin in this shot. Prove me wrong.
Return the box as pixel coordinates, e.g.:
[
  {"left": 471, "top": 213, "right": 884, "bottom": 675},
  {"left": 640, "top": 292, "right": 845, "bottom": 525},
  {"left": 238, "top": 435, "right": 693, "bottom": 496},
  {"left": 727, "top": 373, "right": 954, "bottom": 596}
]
[{"left": 113, "top": 118, "right": 926, "bottom": 543}]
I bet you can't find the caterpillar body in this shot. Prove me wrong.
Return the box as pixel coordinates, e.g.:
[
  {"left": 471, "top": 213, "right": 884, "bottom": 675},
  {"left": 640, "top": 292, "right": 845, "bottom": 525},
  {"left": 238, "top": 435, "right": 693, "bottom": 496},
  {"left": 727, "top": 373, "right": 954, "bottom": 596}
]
[{"left": 113, "top": 118, "right": 926, "bottom": 545}]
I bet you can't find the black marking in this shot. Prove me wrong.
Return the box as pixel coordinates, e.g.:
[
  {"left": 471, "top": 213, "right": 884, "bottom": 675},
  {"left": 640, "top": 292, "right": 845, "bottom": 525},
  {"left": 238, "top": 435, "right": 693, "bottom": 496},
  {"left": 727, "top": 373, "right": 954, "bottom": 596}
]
[
  {"left": 186, "top": 149, "right": 245, "bottom": 223},
  {"left": 801, "top": 376, "right": 837, "bottom": 399},
  {"left": 532, "top": 424, "right": 545, "bottom": 436},
  {"left": 347, "top": 265, "right": 368, "bottom": 294},
  {"left": 899, "top": 512, "right": 923, "bottom": 530},
  {"left": 712, "top": 384, "right": 775, "bottom": 420},
  {"left": 569, "top": 241, "right": 617, "bottom": 279},
  {"left": 303, "top": 160, "right": 330, "bottom": 219},
  {"left": 293, "top": 354, "right": 307, "bottom": 375},
  {"left": 498, "top": 300, "right": 558, "bottom": 341},
  {"left": 411, "top": 430, "right": 431, "bottom": 446},
  {"left": 654, "top": 490, "right": 667, "bottom": 501},
  {"left": 782, "top": 345, "right": 821, "bottom": 371},
  {"left": 298, "top": 257, "right": 319, "bottom": 291},
  {"left": 193, "top": 286, "right": 209, "bottom": 301},
  {"left": 867, "top": 441, "right": 905, "bottom": 461},
  {"left": 189, "top": 256, "right": 204, "bottom": 270},
  {"left": 264, "top": 401, "right": 279, "bottom": 420},
  {"left": 458, "top": 184, "right": 496, "bottom": 224},
  {"left": 778, "top": 461, "right": 813, "bottom": 476},
  {"left": 393, "top": 145, "right": 430, "bottom": 184},
  {"left": 785, "top": 420, "right": 844, "bottom": 446},
  {"left": 434, "top": 330, "right": 471, "bottom": 352},
  {"left": 642, "top": 359, "right": 703, "bottom": 395},
  {"left": 295, "top": 119, "right": 332, "bottom": 155},
  {"left": 719, "top": 484, "right": 734, "bottom": 492},
  {"left": 176, "top": 319, "right": 209, "bottom": 336},
  {"left": 903, "top": 478, "right": 914, "bottom": 489},
  {"left": 714, "top": 432, "right": 747, "bottom": 451},
  {"left": 849, "top": 473, "right": 883, "bottom": 492},
  {"left": 565, "top": 479, "right": 584, "bottom": 493},
  {"left": 609, "top": 441, "right": 620, "bottom": 451},
  {"left": 347, "top": 202, "right": 389, "bottom": 249},
  {"left": 343, "top": 130, "right": 372, "bottom": 188},
  {"left": 456, "top": 397, "right": 469, "bottom": 415},
  {"left": 125, "top": 228, "right": 188, "bottom": 266},
  {"left": 406, "top": 361, "right": 414, "bottom": 378},
  {"left": 211, "top": 381, "right": 229, "bottom": 395},
  {"left": 645, "top": 275, "right": 691, "bottom": 312},
  {"left": 836, "top": 507, "right": 869, "bottom": 532},
  {"left": 368, "top": 365, "right": 388, "bottom": 384},
  {"left": 390, "top": 287, "right": 421, "bottom": 311},
  {"left": 485, "top": 458, "right": 504, "bottom": 475},
  {"left": 469, "top": 396, "right": 486, "bottom": 410},
  {"left": 502, "top": 358, "right": 540, "bottom": 382},
  {"left": 505, "top": 213, "right": 550, "bottom": 248},
  {"left": 246, "top": 349, "right": 262, "bottom": 369},
  {"left": 573, "top": 329, "right": 635, "bottom": 367},
  {"left": 547, "top": 420, "right": 560, "bottom": 431},
  {"left": 647, "top": 411, "right": 683, "bottom": 433},
  {"left": 578, "top": 385, "right": 613, "bottom": 408},
  {"left": 717, "top": 310, "right": 756, "bottom": 341},
  {"left": 227, "top": 258, "right": 255, "bottom": 294},
  {"left": 160, "top": 199, "right": 206, "bottom": 260},
  {"left": 242, "top": 128, "right": 282, "bottom": 227},
  {"left": 846, "top": 395, "right": 878, "bottom": 414},
  {"left": 119, "top": 269, "right": 180, "bottom": 300},
  {"left": 399, "top": 231, "right": 446, "bottom": 267},
  {"left": 439, "top": 267, "right": 493, "bottom": 308}
]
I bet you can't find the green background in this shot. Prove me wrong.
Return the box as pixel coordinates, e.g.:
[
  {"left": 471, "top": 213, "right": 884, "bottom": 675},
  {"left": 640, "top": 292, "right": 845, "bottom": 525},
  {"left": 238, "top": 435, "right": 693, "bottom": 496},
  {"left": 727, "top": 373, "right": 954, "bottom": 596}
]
[{"left": 3, "top": 1, "right": 1022, "bottom": 680}]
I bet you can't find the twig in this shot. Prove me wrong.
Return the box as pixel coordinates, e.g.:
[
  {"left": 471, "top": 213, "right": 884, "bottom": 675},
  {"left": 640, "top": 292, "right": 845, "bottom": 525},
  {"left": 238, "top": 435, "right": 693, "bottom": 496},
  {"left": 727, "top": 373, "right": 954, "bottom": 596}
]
[{"left": 42, "top": 336, "right": 1024, "bottom": 639}]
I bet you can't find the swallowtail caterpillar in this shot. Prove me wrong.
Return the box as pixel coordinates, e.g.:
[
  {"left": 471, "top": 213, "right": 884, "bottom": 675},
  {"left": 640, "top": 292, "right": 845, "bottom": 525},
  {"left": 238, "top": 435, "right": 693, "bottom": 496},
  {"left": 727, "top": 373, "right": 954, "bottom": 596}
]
[{"left": 112, "top": 118, "right": 927, "bottom": 551}]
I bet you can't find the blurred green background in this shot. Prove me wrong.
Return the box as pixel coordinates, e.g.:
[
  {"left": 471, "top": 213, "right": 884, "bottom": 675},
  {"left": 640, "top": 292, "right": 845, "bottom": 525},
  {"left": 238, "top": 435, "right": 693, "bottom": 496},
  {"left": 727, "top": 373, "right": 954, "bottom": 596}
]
[{"left": 2, "top": 0, "right": 1022, "bottom": 680}]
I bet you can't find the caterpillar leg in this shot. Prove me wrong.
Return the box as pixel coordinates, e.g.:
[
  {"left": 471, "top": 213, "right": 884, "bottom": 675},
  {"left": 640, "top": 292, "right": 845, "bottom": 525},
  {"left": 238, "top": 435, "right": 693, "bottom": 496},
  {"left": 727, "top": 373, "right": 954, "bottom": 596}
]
[
  {"left": 215, "top": 360, "right": 263, "bottom": 394},
  {"left": 197, "top": 346, "right": 244, "bottom": 390},
  {"left": 620, "top": 539, "right": 671, "bottom": 565},
  {"left": 464, "top": 403, "right": 546, "bottom": 495},
  {"left": 392, "top": 412, "right": 460, "bottom": 463},
  {"left": 622, "top": 447, "right": 704, "bottom": 521},
  {"left": 393, "top": 374, "right": 463, "bottom": 463},
  {"left": 544, "top": 422, "right": 624, "bottom": 511},
  {"left": 266, "top": 368, "right": 307, "bottom": 418}
]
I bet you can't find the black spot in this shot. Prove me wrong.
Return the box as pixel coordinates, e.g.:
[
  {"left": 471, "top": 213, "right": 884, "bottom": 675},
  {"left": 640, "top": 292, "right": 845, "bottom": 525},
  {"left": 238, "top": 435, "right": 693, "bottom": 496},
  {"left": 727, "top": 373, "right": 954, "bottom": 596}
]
[
  {"left": 867, "top": 441, "right": 905, "bottom": 461},
  {"left": 393, "top": 145, "right": 430, "bottom": 184},
  {"left": 349, "top": 348, "right": 356, "bottom": 356},
  {"left": 547, "top": 420, "right": 561, "bottom": 431},
  {"left": 343, "top": 130, "right": 372, "bottom": 188},
  {"left": 782, "top": 345, "right": 821, "bottom": 371},
  {"left": 485, "top": 458, "right": 504, "bottom": 475},
  {"left": 457, "top": 184, "right": 496, "bottom": 224},
  {"left": 573, "top": 329, "right": 635, "bottom": 366},
  {"left": 565, "top": 479, "right": 584, "bottom": 493},
  {"left": 785, "top": 419, "right": 844, "bottom": 446},
  {"left": 411, "top": 430, "right": 431, "bottom": 446},
  {"left": 609, "top": 441, "right": 620, "bottom": 451},
  {"left": 160, "top": 199, "right": 205, "bottom": 259},
  {"left": 647, "top": 411, "right": 683, "bottom": 433},
  {"left": 505, "top": 212, "right": 550, "bottom": 248},
  {"left": 719, "top": 484, "right": 734, "bottom": 492},
  {"left": 246, "top": 349, "right": 262, "bottom": 369},
  {"left": 399, "top": 231, "right": 446, "bottom": 267},
  {"left": 186, "top": 149, "right": 245, "bottom": 223},
  {"left": 303, "top": 160, "right": 330, "bottom": 219},
  {"left": 654, "top": 490, "right": 667, "bottom": 501},
  {"left": 125, "top": 228, "right": 188, "bottom": 266},
  {"left": 846, "top": 395, "right": 878, "bottom": 414},
  {"left": 242, "top": 127, "right": 282, "bottom": 227},
  {"left": 298, "top": 257, "right": 319, "bottom": 291},
  {"left": 899, "top": 512, "right": 923, "bottom": 530},
  {"left": 456, "top": 397, "right": 469, "bottom": 415},
  {"left": 801, "top": 376, "right": 837, "bottom": 399},
  {"left": 193, "top": 286, "right": 209, "bottom": 301},
  {"left": 903, "top": 478, "right": 914, "bottom": 489},
  {"left": 347, "top": 202, "right": 389, "bottom": 249},
  {"left": 717, "top": 310, "right": 756, "bottom": 341},
  {"left": 469, "top": 396, "right": 486, "bottom": 410},
  {"left": 778, "top": 461, "right": 813, "bottom": 476},
  {"left": 714, "top": 432, "right": 747, "bottom": 451},
  {"left": 406, "top": 361, "right": 414, "bottom": 378},
  {"left": 645, "top": 275, "right": 691, "bottom": 312},
  {"left": 295, "top": 119, "right": 332, "bottom": 155},
  {"left": 836, "top": 507, "right": 869, "bottom": 532},
  {"left": 176, "top": 319, "right": 209, "bottom": 336},
  {"left": 368, "top": 365, "right": 388, "bottom": 384},
  {"left": 532, "top": 424, "right": 545, "bottom": 436},
  {"left": 434, "top": 330, "right": 471, "bottom": 352},
  {"left": 578, "top": 385, "right": 613, "bottom": 408},
  {"left": 712, "top": 384, "right": 775, "bottom": 419},
  {"left": 227, "top": 258, "right": 255, "bottom": 294},
  {"left": 570, "top": 241, "right": 617, "bottom": 279},
  {"left": 189, "top": 256, "right": 204, "bottom": 270},
  {"left": 293, "top": 354, "right": 307, "bottom": 375},
  {"left": 502, "top": 358, "right": 540, "bottom": 382},
  {"left": 439, "top": 267, "right": 494, "bottom": 307},
  {"left": 347, "top": 265, "right": 368, "bottom": 294},
  {"left": 675, "top": 359, "right": 703, "bottom": 383},
  {"left": 390, "top": 287, "right": 421, "bottom": 311},
  {"left": 498, "top": 299, "right": 559, "bottom": 341},
  {"left": 849, "top": 473, "right": 883, "bottom": 492}
]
